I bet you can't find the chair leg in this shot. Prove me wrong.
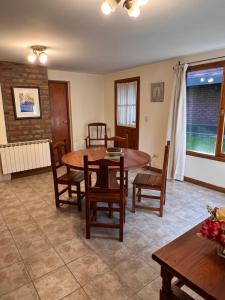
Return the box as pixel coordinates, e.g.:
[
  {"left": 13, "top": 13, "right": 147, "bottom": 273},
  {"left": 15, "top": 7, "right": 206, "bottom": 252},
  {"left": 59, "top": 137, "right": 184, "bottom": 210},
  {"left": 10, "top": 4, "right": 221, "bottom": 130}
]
[
  {"left": 125, "top": 171, "right": 128, "bottom": 196},
  {"left": 77, "top": 184, "right": 82, "bottom": 211},
  {"left": 124, "top": 197, "right": 126, "bottom": 223},
  {"left": 137, "top": 188, "right": 141, "bottom": 202},
  {"left": 68, "top": 184, "right": 72, "bottom": 198},
  {"left": 132, "top": 184, "right": 136, "bottom": 213},
  {"left": 119, "top": 201, "right": 124, "bottom": 242},
  {"left": 86, "top": 200, "right": 90, "bottom": 239},
  {"left": 108, "top": 203, "right": 113, "bottom": 218},
  {"left": 54, "top": 184, "right": 60, "bottom": 208},
  {"left": 159, "top": 192, "right": 164, "bottom": 217}
]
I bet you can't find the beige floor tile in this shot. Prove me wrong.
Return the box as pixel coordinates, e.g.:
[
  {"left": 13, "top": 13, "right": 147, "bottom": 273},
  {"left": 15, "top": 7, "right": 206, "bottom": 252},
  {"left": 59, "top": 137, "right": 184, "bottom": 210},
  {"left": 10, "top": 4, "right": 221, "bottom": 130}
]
[
  {"left": 45, "top": 224, "right": 79, "bottom": 247},
  {"left": 123, "top": 229, "right": 152, "bottom": 255},
  {"left": 3, "top": 213, "right": 34, "bottom": 230},
  {"left": 24, "top": 248, "right": 64, "bottom": 280},
  {"left": 0, "top": 230, "right": 14, "bottom": 248},
  {"left": 34, "top": 266, "right": 80, "bottom": 300},
  {"left": 62, "top": 288, "right": 89, "bottom": 300},
  {"left": 136, "top": 277, "right": 161, "bottom": 300},
  {"left": 84, "top": 271, "right": 132, "bottom": 300},
  {"left": 16, "top": 235, "right": 52, "bottom": 259},
  {"left": 0, "top": 243, "right": 21, "bottom": 269},
  {"left": 84, "top": 238, "right": 134, "bottom": 267},
  {"left": 1, "top": 169, "right": 225, "bottom": 299},
  {"left": 113, "top": 256, "right": 158, "bottom": 292},
  {"left": 0, "top": 283, "right": 39, "bottom": 300},
  {"left": 0, "top": 262, "right": 30, "bottom": 296},
  {"left": 67, "top": 253, "right": 110, "bottom": 286},
  {"left": 56, "top": 238, "right": 92, "bottom": 264}
]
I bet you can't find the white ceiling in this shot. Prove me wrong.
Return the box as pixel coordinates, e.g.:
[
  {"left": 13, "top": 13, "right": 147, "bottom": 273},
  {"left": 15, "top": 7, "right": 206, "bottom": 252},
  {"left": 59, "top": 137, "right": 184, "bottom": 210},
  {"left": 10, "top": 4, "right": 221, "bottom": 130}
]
[{"left": 1, "top": 0, "right": 225, "bottom": 74}]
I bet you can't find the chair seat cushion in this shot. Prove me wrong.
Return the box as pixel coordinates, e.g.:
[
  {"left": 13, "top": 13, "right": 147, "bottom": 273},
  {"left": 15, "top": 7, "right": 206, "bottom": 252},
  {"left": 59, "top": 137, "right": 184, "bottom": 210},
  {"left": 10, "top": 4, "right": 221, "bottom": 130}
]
[
  {"left": 133, "top": 173, "right": 162, "bottom": 188},
  {"left": 58, "top": 171, "right": 84, "bottom": 184}
]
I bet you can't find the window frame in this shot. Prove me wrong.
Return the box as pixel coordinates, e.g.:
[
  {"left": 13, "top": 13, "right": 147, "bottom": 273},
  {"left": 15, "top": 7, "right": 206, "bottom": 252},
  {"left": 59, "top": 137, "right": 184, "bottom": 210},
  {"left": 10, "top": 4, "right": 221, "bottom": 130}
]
[{"left": 186, "top": 60, "right": 225, "bottom": 162}]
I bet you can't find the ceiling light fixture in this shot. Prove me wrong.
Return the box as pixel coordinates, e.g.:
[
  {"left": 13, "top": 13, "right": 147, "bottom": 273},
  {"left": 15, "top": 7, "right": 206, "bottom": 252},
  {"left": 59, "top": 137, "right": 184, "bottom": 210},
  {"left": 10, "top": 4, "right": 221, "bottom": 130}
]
[
  {"left": 101, "top": 0, "right": 148, "bottom": 17},
  {"left": 27, "top": 46, "right": 48, "bottom": 65}
]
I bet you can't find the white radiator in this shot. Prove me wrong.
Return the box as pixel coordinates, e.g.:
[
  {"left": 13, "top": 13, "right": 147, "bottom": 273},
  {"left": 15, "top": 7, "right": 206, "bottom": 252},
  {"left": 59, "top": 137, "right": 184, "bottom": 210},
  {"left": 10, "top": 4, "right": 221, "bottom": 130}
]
[{"left": 0, "top": 139, "right": 51, "bottom": 174}]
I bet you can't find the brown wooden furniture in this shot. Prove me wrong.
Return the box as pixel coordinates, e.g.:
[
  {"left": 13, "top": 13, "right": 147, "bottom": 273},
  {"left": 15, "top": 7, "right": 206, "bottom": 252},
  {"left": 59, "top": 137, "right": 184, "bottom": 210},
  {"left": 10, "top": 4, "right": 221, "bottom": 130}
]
[
  {"left": 115, "top": 77, "right": 140, "bottom": 149},
  {"left": 49, "top": 140, "right": 85, "bottom": 210},
  {"left": 132, "top": 141, "right": 170, "bottom": 217},
  {"left": 105, "top": 134, "right": 129, "bottom": 195},
  {"left": 85, "top": 122, "right": 107, "bottom": 148},
  {"left": 62, "top": 147, "right": 150, "bottom": 173},
  {"left": 105, "top": 134, "right": 128, "bottom": 148},
  {"left": 49, "top": 81, "right": 71, "bottom": 150},
  {"left": 152, "top": 222, "right": 225, "bottom": 300},
  {"left": 84, "top": 155, "right": 125, "bottom": 241}
]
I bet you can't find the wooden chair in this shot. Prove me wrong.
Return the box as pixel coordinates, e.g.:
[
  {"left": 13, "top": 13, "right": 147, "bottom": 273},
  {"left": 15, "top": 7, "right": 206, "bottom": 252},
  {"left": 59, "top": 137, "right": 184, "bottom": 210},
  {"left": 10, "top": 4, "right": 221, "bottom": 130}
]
[
  {"left": 50, "top": 140, "right": 85, "bottom": 210},
  {"left": 105, "top": 134, "right": 128, "bottom": 148},
  {"left": 132, "top": 141, "right": 170, "bottom": 217},
  {"left": 84, "top": 155, "right": 125, "bottom": 241},
  {"left": 85, "top": 123, "right": 107, "bottom": 148},
  {"left": 105, "top": 134, "right": 129, "bottom": 196}
]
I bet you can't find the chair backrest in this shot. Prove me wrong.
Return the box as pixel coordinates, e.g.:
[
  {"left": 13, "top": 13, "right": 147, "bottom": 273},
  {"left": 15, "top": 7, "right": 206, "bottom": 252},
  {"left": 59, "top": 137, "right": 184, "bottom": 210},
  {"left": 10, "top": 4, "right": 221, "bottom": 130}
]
[
  {"left": 105, "top": 134, "right": 128, "bottom": 148},
  {"left": 161, "top": 141, "right": 170, "bottom": 189},
  {"left": 49, "top": 140, "right": 69, "bottom": 180},
  {"left": 87, "top": 123, "right": 107, "bottom": 147},
  {"left": 84, "top": 155, "right": 124, "bottom": 195}
]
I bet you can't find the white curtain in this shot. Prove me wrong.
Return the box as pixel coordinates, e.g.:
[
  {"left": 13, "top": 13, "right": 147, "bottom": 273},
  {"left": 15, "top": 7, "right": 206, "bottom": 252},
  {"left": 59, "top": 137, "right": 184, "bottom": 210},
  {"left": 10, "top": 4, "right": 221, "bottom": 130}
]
[
  {"left": 167, "top": 64, "right": 188, "bottom": 181},
  {"left": 117, "top": 81, "right": 137, "bottom": 127}
]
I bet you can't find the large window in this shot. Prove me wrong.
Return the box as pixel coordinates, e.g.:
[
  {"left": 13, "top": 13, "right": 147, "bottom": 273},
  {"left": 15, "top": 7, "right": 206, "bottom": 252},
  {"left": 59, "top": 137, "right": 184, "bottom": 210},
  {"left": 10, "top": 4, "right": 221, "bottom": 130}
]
[{"left": 186, "top": 62, "right": 225, "bottom": 161}]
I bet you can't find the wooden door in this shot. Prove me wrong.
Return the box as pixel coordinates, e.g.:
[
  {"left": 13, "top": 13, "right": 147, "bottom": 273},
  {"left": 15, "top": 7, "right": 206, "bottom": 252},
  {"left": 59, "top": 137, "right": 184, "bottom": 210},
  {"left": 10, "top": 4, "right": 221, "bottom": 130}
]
[
  {"left": 48, "top": 81, "right": 71, "bottom": 150},
  {"left": 115, "top": 77, "right": 140, "bottom": 149}
]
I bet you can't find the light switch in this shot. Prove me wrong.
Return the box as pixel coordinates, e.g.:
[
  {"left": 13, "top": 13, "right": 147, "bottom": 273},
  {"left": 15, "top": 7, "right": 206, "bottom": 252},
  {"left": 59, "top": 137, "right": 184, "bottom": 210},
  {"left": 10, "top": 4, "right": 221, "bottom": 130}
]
[{"left": 145, "top": 116, "right": 148, "bottom": 122}]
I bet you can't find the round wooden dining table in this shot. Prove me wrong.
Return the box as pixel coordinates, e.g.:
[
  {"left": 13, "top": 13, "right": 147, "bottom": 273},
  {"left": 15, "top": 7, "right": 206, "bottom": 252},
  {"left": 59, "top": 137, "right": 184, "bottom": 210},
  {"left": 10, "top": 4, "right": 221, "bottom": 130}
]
[{"left": 62, "top": 147, "right": 150, "bottom": 171}]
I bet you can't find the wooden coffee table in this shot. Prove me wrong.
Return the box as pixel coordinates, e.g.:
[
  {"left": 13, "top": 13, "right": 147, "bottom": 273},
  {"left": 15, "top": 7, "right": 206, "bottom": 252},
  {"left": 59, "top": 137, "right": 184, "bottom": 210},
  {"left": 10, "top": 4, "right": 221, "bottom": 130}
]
[{"left": 152, "top": 222, "right": 225, "bottom": 300}]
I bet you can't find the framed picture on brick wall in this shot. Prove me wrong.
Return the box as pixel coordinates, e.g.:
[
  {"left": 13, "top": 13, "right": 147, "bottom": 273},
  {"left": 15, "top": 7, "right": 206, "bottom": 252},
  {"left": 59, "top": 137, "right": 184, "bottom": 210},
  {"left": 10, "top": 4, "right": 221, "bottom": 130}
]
[
  {"left": 151, "top": 82, "right": 165, "bottom": 102},
  {"left": 12, "top": 86, "right": 41, "bottom": 119}
]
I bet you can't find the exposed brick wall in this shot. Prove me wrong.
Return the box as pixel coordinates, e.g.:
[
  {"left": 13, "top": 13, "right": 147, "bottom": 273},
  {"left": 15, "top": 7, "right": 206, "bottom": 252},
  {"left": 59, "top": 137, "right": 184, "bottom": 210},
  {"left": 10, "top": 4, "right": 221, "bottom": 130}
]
[
  {"left": 187, "top": 84, "right": 221, "bottom": 126},
  {"left": 0, "top": 61, "right": 52, "bottom": 142}
]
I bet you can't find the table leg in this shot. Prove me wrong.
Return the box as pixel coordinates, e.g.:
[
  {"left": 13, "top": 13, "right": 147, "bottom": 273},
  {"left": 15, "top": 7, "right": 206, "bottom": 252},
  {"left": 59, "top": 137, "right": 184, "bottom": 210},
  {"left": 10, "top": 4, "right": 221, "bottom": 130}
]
[{"left": 160, "top": 267, "right": 174, "bottom": 300}]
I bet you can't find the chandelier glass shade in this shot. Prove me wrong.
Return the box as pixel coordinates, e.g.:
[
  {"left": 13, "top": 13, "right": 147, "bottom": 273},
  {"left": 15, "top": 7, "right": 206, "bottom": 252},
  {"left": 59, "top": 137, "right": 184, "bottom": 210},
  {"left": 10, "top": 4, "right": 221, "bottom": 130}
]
[
  {"left": 27, "top": 46, "right": 48, "bottom": 64},
  {"left": 101, "top": 0, "right": 148, "bottom": 17}
]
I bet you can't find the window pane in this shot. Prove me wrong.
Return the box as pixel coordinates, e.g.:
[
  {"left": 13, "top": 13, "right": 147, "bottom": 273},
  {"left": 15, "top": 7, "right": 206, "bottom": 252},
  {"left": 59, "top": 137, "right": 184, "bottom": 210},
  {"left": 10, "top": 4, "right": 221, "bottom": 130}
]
[
  {"left": 223, "top": 124, "right": 225, "bottom": 153},
  {"left": 186, "top": 67, "right": 223, "bottom": 155},
  {"left": 117, "top": 81, "right": 137, "bottom": 127}
]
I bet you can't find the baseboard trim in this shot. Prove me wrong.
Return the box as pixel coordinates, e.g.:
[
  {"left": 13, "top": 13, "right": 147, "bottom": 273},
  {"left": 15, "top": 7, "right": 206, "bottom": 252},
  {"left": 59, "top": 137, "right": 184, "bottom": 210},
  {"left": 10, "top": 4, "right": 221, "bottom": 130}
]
[
  {"left": 184, "top": 176, "right": 225, "bottom": 194},
  {"left": 145, "top": 166, "right": 225, "bottom": 194},
  {"left": 11, "top": 166, "right": 52, "bottom": 179}
]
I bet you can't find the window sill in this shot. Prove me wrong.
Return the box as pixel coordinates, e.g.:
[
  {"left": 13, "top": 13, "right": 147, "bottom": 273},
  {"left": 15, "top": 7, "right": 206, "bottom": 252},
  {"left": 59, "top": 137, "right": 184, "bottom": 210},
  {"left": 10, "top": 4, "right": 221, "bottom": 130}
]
[{"left": 186, "top": 151, "right": 225, "bottom": 162}]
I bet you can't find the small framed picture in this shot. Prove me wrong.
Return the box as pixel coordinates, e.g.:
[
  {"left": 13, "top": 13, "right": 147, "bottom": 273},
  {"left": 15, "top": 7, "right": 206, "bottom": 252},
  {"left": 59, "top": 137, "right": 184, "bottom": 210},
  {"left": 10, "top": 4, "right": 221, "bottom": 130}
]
[
  {"left": 12, "top": 87, "right": 41, "bottom": 119},
  {"left": 151, "top": 82, "right": 165, "bottom": 102}
]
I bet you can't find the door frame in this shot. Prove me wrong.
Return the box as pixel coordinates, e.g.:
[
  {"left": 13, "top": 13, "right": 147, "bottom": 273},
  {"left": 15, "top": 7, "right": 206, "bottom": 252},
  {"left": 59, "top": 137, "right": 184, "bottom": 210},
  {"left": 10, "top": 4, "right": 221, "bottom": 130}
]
[
  {"left": 114, "top": 76, "right": 140, "bottom": 149},
  {"left": 48, "top": 80, "right": 72, "bottom": 150}
]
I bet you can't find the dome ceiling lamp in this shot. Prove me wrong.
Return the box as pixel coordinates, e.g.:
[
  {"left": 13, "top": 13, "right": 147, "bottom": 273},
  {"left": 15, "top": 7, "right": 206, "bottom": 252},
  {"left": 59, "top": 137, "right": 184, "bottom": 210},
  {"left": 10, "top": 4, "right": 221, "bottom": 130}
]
[
  {"left": 27, "top": 46, "right": 48, "bottom": 64},
  {"left": 101, "top": 0, "right": 148, "bottom": 18}
]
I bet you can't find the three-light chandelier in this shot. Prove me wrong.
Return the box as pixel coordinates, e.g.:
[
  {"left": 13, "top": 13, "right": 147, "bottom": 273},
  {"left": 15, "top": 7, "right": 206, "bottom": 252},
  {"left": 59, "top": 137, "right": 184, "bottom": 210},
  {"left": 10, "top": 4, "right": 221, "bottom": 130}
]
[
  {"left": 27, "top": 46, "right": 48, "bottom": 64},
  {"left": 101, "top": 0, "right": 148, "bottom": 17}
]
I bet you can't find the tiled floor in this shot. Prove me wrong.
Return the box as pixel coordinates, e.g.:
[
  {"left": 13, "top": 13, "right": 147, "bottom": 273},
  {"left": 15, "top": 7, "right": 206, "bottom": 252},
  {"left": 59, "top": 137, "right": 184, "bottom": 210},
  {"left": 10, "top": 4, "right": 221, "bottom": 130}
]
[{"left": 0, "top": 169, "right": 224, "bottom": 300}]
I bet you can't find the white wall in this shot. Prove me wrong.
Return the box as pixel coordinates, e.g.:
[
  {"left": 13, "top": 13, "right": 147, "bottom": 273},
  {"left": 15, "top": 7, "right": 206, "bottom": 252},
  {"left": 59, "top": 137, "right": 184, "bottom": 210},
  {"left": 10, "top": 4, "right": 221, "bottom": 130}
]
[
  {"left": 104, "top": 48, "right": 225, "bottom": 188},
  {"left": 48, "top": 70, "right": 104, "bottom": 150}
]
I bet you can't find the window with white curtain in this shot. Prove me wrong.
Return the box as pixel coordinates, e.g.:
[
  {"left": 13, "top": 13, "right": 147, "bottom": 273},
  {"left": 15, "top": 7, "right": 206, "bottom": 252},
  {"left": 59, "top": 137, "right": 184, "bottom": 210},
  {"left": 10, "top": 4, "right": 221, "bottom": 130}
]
[{"left": 116, "top": 81, "right": 137, "bottom": 127}]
